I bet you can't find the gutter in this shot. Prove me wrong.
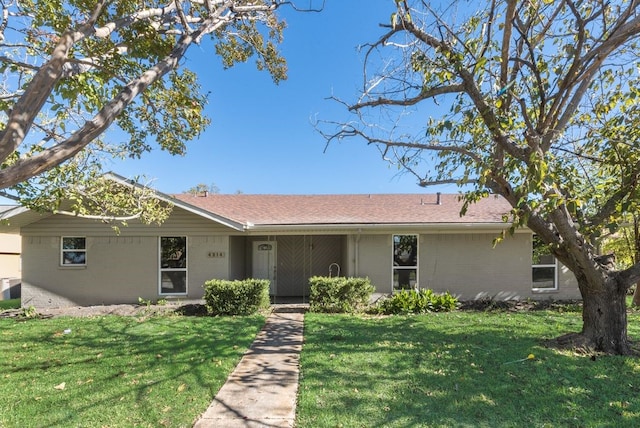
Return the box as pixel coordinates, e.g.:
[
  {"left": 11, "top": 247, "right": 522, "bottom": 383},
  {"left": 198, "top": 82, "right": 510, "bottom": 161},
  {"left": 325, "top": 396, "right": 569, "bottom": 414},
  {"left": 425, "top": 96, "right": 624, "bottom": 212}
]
[{"left": 244, "top": 222, "right": 525, "bottom": 233}]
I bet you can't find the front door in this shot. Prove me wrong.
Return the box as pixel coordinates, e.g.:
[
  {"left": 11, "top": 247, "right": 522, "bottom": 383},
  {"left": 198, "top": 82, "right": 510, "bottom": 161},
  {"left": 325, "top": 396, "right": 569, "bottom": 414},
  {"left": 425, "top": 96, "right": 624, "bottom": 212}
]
[{"left": 252, "top": 241, "right": 277, "bottom": 294}]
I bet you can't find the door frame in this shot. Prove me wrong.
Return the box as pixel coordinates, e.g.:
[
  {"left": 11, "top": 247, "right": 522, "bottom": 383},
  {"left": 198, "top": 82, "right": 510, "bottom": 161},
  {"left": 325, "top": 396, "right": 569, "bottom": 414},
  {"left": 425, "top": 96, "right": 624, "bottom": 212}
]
[{"left": 252, "top": 240, "right": 277, "bottom": 294}]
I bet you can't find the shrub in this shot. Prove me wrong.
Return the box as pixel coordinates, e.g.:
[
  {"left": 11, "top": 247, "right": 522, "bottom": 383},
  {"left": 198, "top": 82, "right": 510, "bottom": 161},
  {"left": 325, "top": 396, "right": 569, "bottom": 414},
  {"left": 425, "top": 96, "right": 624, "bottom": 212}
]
[
  {"left": 376, "top": 289, "right": 458, "bottom": 315},
  {"left": 309, "top": 276, "right": 374, "bottom": 313},
  {"left": 203, "top": 279, "right": 270, "bottom": 316}
]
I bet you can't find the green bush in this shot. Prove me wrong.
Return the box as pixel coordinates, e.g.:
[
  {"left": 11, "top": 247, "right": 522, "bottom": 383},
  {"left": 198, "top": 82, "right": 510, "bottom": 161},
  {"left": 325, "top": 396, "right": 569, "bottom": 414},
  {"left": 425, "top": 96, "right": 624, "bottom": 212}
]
[
  {"left": 309, "top": 276, "right": 374, "bottom": 313},
  {"left": 203, "top": 279, "right": 270, "bottom": 316},
  {"left": 376, "top": 289, "right": 458, "bottom": 315}
]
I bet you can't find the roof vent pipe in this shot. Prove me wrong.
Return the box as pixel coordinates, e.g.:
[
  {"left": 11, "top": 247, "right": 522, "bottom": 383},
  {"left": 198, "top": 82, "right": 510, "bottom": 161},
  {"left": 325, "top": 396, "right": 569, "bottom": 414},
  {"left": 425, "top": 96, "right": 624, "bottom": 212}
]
[{"left": 436, "top": 192, "right": 442, "bottom": 205}]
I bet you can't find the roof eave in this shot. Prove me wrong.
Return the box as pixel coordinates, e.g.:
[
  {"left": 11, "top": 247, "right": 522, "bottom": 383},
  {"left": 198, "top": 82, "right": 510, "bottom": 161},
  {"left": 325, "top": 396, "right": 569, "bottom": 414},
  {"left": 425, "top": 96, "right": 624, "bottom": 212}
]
[
  {"left": 0, "top": 206, "right": 52, "bottom": 232},
  {"left": 245, "top": 222, "right": 523, "bottom": 233},
  {"left": 105, "top": 172, "right": 246, "bottom": 231}
]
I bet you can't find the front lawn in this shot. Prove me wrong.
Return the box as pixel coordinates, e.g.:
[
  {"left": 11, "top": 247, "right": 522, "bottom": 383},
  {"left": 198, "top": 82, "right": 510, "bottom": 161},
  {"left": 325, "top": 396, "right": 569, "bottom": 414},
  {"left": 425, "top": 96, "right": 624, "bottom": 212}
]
[
  {"left": 298, "top": 310, "right": 640, "bottom": 427},
  {"left": 0, "top": 313, "right": 265, "bottom": 427},
  {"left": 0, "top": 298, "right": 20, "bottom": 310}
]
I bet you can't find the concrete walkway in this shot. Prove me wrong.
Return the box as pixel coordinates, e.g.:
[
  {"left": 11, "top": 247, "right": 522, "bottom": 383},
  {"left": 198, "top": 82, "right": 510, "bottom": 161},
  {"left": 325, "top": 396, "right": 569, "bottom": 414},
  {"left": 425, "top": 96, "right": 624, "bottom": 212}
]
[{"left": 194, "top": 306, "right": 306, "bottom": 428}]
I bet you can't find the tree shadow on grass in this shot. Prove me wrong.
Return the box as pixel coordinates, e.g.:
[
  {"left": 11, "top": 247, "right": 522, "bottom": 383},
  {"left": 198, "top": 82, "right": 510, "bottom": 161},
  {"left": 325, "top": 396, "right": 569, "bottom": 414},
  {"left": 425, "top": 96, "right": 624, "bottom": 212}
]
[
  {"left": 297, "top": 312, "right": 640, "bottom": 428},
  {"left": 0, "top": 314, "right": 265, "bottom": 427}
]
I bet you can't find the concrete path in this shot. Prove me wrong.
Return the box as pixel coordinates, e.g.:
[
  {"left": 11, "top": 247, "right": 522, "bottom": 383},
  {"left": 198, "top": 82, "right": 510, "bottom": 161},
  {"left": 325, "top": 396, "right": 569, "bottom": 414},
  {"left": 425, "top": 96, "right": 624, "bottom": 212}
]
[{"left": 194, "top": 306, "right": 305, "bottom": 428}]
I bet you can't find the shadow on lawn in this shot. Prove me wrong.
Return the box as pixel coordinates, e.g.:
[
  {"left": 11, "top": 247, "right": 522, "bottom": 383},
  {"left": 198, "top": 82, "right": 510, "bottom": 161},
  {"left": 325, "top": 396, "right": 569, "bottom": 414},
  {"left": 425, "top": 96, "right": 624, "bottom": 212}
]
[
  {"left": 1, "top": 314, "right": 264, "bottom": 427},
  {"left": 298, "top": 313, "right": 640, "bottom": 427}
]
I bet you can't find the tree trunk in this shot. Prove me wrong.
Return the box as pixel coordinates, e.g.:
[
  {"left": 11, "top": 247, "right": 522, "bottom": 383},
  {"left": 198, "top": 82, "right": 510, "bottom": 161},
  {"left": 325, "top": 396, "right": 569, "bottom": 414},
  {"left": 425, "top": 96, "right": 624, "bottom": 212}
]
[{"left": 579, "top": 278, "right": 632, "bottom": 355}]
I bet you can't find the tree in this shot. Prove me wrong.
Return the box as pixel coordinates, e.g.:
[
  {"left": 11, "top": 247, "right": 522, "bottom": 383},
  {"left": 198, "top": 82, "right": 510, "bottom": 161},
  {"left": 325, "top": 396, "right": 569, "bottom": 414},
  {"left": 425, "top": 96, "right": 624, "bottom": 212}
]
[
  {"left": 0, "top": 0, "right": 313, "bottom": 220},
  {"left": 602, "top": 216, "right": 640, "bottom": 307},
  {"left": 186, "top": 182, "right": 220, "bottom": 195},
  {"left": 321, "top": 0, "right": 640, "bottom": 354}
]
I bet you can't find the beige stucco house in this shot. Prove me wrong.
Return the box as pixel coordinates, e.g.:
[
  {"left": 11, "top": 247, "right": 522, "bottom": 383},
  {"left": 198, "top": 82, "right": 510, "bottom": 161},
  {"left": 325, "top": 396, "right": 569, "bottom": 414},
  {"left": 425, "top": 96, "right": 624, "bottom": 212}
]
[{"left": 0, "top": 178, "right": 580, "bottom": 308}]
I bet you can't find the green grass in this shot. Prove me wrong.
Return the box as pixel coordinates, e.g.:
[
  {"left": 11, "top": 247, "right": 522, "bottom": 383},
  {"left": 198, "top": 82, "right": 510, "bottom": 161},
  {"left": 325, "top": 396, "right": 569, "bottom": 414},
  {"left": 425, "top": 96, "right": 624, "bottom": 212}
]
[
  {"left": 298, "top": 310, "right": 640, "bottom": 427},
  {"left": 0, "top": 298, "right": 20, "bottom": 310},
  {"left": 0, "top": 313, "right": 265, "bottom": 427}
]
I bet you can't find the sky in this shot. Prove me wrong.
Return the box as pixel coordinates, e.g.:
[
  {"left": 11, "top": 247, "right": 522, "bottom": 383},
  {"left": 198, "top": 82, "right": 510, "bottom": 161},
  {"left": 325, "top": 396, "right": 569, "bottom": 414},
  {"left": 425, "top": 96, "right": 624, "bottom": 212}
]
[{"left": 109, "top": 0, "right": 452, "bottom": 196}]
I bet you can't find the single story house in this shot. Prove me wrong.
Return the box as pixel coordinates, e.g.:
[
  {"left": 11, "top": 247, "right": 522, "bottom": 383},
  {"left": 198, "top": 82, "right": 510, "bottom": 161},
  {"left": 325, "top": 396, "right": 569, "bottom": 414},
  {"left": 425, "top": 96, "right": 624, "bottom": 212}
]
[{"left": 0, "top": 175, "right": 580, "bottom": 308}]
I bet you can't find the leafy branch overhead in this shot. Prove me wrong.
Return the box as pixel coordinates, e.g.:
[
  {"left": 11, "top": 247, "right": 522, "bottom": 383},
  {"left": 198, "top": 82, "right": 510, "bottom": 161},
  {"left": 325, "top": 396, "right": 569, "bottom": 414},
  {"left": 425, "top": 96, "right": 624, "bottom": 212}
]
[
  {"left": 324, "top": 0, "right": 640, "bottom": 257},
  {"left": 320, "top": 0, "right": 640, "bottom": 355},
  {"left": 0, "top": 0, "right": 299, "bottom": 220}
]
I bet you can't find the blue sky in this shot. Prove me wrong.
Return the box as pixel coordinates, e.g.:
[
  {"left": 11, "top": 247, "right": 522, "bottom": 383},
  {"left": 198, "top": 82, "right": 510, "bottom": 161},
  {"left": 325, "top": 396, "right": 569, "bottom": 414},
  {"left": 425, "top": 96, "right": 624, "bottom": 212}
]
[{"left": 111, "top": 1, "right": 448, "bottom": 195}]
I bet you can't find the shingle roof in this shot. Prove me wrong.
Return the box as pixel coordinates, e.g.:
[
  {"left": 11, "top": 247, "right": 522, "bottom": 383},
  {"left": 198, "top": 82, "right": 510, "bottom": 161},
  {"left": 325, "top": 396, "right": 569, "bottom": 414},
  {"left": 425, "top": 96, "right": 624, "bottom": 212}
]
[{"left": 172, "top": 193, "right": 511, "bottom": 227}]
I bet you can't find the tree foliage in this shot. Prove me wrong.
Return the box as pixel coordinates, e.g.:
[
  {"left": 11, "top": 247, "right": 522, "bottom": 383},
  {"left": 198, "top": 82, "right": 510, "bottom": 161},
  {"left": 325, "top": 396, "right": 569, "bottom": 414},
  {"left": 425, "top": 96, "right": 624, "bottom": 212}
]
[
  {"left": 322, "top": 0, "right": 640, "bottom": 354},
  {"left": 186, "top": 182, "right": 220, "bottom": 195},
  {"left": 0, "top": 0, "right": 298, "bottom": 221}
]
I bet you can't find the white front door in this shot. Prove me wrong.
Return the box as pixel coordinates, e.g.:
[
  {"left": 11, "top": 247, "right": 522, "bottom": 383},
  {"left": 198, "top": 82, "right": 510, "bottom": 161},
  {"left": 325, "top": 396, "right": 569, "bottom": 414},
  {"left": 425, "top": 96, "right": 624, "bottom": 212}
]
[{"left": 252, "top": 241, "right": 277, "bottom": 294}]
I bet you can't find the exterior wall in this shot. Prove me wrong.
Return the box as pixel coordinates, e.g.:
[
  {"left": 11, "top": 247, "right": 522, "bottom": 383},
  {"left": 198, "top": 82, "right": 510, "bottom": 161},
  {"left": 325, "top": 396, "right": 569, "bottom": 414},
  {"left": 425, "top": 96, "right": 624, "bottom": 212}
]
[
  {"left": 21, "top": 235, "right": 157, "bottom": 307},
  {"left": 21, "top": 206, "right": 233, "bottom": 237},
  {"left": 356, "top": 234, "right": 392, "bottom": 292},
  {"left": 421, "top": 233, "right": 528, "bottom": 300},
  {"left": 355, "top": 231, "right": 580, "bottom": 300},
  {"left": 556, "top": 264, "right": 581, "bottom": 299},
  {"left": 228, "top": 235, "right": 247, "bottom": 280},
  {"left": 0, "top": 233, "right": 21, "bottom": 299},
  {"left": 20, "top": 208, "right": 234, "bottom": 308},
  {"left": 0, "top": 232, "right": 21, "bottom": 278},
  {"left": 17, "top": 203, "right": 581, "bottom": 308},
  {"left": 188, "top": 235, "right": 230, "bottom": 297}
]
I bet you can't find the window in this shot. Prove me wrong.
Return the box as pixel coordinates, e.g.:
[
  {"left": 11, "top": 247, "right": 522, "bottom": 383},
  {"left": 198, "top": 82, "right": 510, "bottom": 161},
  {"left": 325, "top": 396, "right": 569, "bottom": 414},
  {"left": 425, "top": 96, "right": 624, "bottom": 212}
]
[
  {"left": 160, "top": 236, "right": 187, "bottom": 295},
  {"left": 532, "top": 235, "right": 557, "bottom": 291},
  {"left": 61, "top": 237, "right": 86, "bottom": 266},
  {"left": 393, "top": 234, "right": 418, "bottom": 291}
]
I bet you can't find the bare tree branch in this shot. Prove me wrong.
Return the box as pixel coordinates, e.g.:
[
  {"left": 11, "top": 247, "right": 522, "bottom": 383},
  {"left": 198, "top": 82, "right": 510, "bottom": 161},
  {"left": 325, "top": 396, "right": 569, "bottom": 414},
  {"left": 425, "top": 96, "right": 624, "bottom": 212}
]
[
  {"left": 350, "top": 84, "right": 464, "bottom": 111},
  {"left": 418, "top": 178, "right": 476, "bottom": 187},
  {"left": 549, "top": 13, "right": 640, "bottom": 149},
  {"left": 500, "top": 0, "right": 517, "bottom": 88},
  {"left": 0, "top": 56, "right": 39, "bottom": 70},
  {"left": 94, "top": 4, "right": 179, "bottom": 39}
]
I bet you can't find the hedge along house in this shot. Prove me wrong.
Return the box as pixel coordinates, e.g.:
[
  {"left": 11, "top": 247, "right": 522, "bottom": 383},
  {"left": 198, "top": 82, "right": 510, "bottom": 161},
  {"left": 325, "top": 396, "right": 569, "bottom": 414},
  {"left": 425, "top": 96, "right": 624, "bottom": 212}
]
[{"left": 0, "top": 176, "right": 580, "bottom": 308}]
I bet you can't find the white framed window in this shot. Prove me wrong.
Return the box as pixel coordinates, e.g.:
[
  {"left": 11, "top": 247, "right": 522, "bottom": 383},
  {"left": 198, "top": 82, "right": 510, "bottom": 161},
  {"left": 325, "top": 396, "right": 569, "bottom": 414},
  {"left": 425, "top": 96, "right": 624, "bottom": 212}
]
[
  {"left": 159, "top": 236, "right": 187, "bottom": 295},
  {"left": 61, "top": 237, "right": 86, "bottom": 266},
  {"left": 532, "top": 235, "right": 557, "bottom": 291},
  {"left": 393, "top": 234, "right": 418, "bottom": 291}
]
